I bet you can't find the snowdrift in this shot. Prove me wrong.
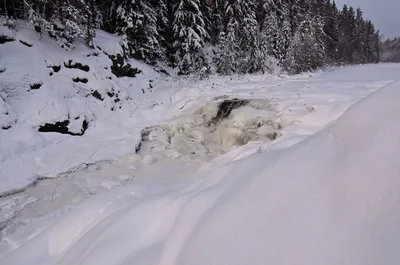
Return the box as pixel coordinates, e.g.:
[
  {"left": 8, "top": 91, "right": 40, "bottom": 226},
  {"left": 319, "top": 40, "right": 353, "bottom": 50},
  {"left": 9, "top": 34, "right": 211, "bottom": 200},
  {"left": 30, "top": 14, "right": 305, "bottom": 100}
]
[{"left": 1, "top": 79, "right": 399, "bottom": 264}]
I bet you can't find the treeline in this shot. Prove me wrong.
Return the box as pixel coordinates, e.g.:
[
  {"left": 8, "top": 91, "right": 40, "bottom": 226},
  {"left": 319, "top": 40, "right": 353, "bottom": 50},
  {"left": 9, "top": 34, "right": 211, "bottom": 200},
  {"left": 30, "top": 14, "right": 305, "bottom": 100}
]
[
  {"left": 1, "top": 0, "right": 381, "bottom": 75},
  {"left": 381, "top": 38, "right": 400, "bottom": 62}
]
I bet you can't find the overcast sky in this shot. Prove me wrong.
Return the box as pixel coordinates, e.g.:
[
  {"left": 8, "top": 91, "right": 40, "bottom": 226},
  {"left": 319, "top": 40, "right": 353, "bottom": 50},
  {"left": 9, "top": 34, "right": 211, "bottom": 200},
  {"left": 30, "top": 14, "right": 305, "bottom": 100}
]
[{"left": 334, "top": 0, "right": 400, "bottom": 39}]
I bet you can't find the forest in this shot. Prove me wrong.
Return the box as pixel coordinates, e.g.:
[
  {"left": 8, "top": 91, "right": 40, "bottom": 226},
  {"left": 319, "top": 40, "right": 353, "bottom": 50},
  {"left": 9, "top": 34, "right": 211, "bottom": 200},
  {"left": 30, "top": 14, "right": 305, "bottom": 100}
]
[
  {"left": 1, "top": 0, "right": 381, "bottom": 75},
  {"left": 381, "top": 38, "right": 400, "bottom": 62}
]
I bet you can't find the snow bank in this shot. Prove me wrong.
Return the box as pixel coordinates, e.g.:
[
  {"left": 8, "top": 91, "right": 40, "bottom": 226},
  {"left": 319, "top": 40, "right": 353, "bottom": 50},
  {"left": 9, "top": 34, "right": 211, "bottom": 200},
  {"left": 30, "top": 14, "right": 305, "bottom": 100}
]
[
  {"left": 1, "top": 80, "right": 399, "bottom": 264},
  {"left": 0, "top": 22, "right": 169, "bottom": 196},
  {"left": 171, "top": 81, "right": 400, "bottom": 265}
]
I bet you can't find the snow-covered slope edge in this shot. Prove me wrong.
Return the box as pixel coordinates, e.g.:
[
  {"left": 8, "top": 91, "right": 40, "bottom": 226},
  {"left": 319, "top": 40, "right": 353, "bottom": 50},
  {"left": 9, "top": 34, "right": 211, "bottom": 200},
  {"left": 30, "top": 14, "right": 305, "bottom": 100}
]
[
  {"left": 0, "top": 23, "right": 173, "bottom": 196},
  {"left": 170, "top": 81, "right": 400, "bottom": 265},
  {"left": 1, "top": 80, "right": 399, "bottom": 264}
]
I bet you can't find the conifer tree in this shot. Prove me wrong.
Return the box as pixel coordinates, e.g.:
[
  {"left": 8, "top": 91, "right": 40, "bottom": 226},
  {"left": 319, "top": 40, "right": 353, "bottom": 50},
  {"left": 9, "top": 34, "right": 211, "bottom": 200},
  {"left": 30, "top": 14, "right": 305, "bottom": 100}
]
[
  {"left": 149, "top": 0, "right": 170, "bottom": 62},
  {"left": 324, "top": 1, "right": 340, "bottom": 64},
  {"left": 172, "top": 0, "right": 208, "bottom": 75},
  {"left": 115, "top": 0, "right": 161, "bottom": 62},
  {"left": 237, "top": 0, "right": 260, "bottom": 73},
  {"left": 1, "top": 0, "right": 383, "bottom": 75}
]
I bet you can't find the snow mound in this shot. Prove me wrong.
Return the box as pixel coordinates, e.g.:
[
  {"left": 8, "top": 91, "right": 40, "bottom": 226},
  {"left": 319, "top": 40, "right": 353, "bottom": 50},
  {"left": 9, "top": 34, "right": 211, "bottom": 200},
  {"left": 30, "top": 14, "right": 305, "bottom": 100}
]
[{"left": 139, "top": 98, "right": 290, "bottom": 163}]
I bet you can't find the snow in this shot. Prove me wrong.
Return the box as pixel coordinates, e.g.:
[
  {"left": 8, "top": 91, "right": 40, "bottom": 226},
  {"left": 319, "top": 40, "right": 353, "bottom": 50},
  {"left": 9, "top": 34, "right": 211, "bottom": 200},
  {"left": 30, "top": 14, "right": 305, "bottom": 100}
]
[
  {"left": 1, "top": 80, "right": 400, "bottom": 265},
  {"left": 2, "top": 21, "right": 391, "bottom": 198},
  {"left": 0, "top": 22, "right": 172, "bottom": 196},
  {"left": 2, "top": 21, "right": 400, "bottom": 265}
]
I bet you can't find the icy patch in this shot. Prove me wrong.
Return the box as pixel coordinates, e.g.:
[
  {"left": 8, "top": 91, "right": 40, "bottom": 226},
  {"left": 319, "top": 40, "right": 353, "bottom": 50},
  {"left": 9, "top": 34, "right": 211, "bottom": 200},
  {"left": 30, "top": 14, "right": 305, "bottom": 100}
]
[
  {"left": 0, "top": 195, "right": 37, "bottom": 236},
  {"left": 140, "top": 98, "right": 290, "bottom": 163}
]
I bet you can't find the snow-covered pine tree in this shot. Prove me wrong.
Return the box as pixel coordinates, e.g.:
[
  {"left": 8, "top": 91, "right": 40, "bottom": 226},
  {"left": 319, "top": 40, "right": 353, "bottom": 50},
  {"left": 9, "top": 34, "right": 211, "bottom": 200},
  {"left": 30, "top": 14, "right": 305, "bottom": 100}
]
[
  {"left": 324, "top": 0, "right": 340, "bottom": 64},
  {"left": 115, "top": 0, "right": 161, "bottom": 63},
  {"left": 261, "top": 2, "right": 280, "bottom": 59},
  {"left": 364, "top": 20, "right": 380, "bottom": 63},
  {"left": 14, "top": 0, "right": 92, "bottom": 46},
  {"left": 217, "top": 0, "right": 262, "bottom": 74},
  {"left": 338, "top": 5, "right": 356, "bottom": 63},
  {"left": 287, "top": 0, "right": 305, "bottom": 34},
  {"left": 205, "top": 0, "right": 225, "bottom": 45},
  {"left": 172, "top": 0, "right": 208, "bottom": 75},
  {"left": 0, "top": 0, "right": 382, "bottom": 74},
  {"left": 261, "top": 0, "right": 293, "bottom": 65},
  {"left": 85, "top": 0, "right": 97, "bottom": 47},
  {"left": 373, "top": 30, "right": 380, "bottom": 63},
  {"left": 276, "top": 16, "right": 292, "bottom": 63},
  {"left": 237, "top": 0, "right": 260, "bottom": 73},
  {"left": 149, "top": 0, "right": 170, "bottom": 63},
  {"left": 215, "top": 30, "right": 238, "bottom": 74},
  {"left": 352, "top": 8, "right": 367, "bottom": 64},
  {"left": 97, "top": 0, "right": 124, "bottom": 33},
  {"left": 283, "top": 15, "right": 325, "bottom": 74}
]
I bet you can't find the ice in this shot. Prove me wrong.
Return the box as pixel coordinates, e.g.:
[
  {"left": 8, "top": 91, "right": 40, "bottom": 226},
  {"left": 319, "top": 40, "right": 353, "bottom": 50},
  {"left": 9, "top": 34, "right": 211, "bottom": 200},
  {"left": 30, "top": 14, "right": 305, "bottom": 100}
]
[
  {"left": 0, "top": 195, "right": 37, "bottom": 235},
  {"left": 140, "top": 99, "right": 285, "bottom": 164}
]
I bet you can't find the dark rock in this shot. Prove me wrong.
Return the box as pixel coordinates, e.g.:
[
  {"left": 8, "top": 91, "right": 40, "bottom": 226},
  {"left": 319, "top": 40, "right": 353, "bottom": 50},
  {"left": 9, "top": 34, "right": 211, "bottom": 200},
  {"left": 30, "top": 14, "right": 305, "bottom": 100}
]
[
  {"left": 64, "top": 60, "right": 90, "bottom": 72},
  {"left": 135, "top": 141, "right": 142, "bottom": 153},
  {"left": 158, "top": 68, "right": 170, "bottom": 76},
  {"left": 34, "top": 25, "right": 41, "bottom": 33},
  {"left": 72, "top": 77, "right": 88, "bottom": 83},
  {"left": 91, "top": 90, "right": 103, "bottom": 101},
  {"left": 211, "top": 99, "right": 249, "bottom": 125},
  {"left": 19, "top": 40, "right": 33, "bottom": 47},
  {"left": 109, "top": 54, "right": 142, "bottom": 78},
  {"left": 30, "top": 83, "right": 43, "bottom": 90},
  {"left": 86, "top": 52, "right": 99, "bottom": 57},
  {"left": 0, "top": 35, "right": 15, "bottom": 44},
  {"left": 48, "top": 65, "right": 61, "bottom": 73},
  {"left": 38, "top": 119, "right": 88, "bottom": 136}
]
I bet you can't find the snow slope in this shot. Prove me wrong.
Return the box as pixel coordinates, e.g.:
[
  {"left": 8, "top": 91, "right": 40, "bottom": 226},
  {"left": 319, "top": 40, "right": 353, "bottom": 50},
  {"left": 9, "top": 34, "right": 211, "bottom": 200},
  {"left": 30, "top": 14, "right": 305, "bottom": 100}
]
[
  {"left": 1, "top": 75, "right": 400, "bottom": 265},
  {"left": 0, "top": 22, "right": 175, "bottom": 196}
]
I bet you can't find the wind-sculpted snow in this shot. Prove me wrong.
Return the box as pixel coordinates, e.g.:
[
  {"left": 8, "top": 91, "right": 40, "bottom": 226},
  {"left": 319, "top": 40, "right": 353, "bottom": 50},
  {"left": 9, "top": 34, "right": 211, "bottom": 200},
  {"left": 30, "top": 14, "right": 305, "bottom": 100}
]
[{"left": 1, "top": 81, "right": 400, "bottom": 265}]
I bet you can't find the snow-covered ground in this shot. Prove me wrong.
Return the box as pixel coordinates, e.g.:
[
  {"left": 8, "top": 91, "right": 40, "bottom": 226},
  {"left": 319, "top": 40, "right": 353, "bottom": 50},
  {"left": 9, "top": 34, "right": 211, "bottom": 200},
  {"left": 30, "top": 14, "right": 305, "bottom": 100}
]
[
  {"left": 0, "top": 22, "right": 178, "bottom": 196},
  {"left": 1, "top": 71, "right": 400, "bottom": 265},
  {"left": 2, "top": 21, "right": 400, "bottom": 265}
]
